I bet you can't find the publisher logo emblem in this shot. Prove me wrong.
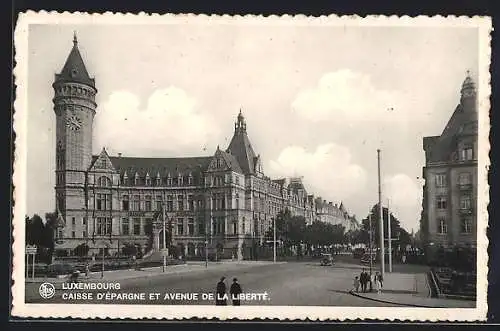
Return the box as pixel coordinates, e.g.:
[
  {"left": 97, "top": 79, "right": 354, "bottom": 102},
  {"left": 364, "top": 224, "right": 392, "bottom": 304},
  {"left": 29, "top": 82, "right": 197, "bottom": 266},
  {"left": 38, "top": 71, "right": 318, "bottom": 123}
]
[{"left": 39, "top": 282, "right": 55, "bottom": 299}]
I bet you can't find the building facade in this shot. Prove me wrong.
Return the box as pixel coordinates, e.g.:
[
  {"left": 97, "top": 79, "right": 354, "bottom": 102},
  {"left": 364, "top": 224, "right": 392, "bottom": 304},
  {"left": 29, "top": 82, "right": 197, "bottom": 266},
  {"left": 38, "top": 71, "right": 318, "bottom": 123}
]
[
  {"left": 421, "top": 74, "right": 478, "bottom": 250},
  {"left": 314, "top": 199, "right": 359, "bottom": 232},
  {"left": 52, "top": 36, "right": 355, "bottom": 259}
]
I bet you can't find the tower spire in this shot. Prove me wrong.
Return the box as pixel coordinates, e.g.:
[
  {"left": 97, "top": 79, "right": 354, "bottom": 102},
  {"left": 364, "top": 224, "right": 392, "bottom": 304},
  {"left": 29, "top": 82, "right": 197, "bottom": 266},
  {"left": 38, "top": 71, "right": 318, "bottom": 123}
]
[{"left": 73, "top": 31, "right": 78, "bottom": 46}]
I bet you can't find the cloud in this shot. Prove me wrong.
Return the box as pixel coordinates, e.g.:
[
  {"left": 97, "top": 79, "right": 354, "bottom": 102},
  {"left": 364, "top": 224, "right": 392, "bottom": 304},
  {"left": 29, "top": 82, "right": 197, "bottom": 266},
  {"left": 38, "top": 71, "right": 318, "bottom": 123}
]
[
  {"left": 268, "top": 143, "right": 367, "bottom": 200},
  {"left": 291, "top": 69, "right": 405, "bottom": 123},
  {"left": 383, "top": 173, "right": 422, "bottom": 231},
  {"left": 93, "top": 87, "right": 221, "bottom": 156}
]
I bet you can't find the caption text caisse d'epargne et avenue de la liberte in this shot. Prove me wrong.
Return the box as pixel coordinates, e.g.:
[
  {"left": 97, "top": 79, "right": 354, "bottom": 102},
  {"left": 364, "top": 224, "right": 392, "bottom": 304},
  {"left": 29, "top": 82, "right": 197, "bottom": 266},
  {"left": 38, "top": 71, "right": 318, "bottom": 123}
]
[{"left": 58, "top": 282, "right": 270, "bottom": 302}]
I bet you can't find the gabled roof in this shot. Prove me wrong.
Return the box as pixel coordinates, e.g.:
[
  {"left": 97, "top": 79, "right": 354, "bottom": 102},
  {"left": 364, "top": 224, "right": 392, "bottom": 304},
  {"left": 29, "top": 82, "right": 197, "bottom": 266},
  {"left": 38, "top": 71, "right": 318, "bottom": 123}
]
[
  {"left": 91, "top": 155, "right": 212, "bottom": 177},
  {"left": 424, "top": 103, "right": 478, "bottom": 163},
  {"left": 219, "top": 150, "right": 243, "bottom": 174},
  {"left": 54, "top": 34, "right": 95, "bottom": 87}
]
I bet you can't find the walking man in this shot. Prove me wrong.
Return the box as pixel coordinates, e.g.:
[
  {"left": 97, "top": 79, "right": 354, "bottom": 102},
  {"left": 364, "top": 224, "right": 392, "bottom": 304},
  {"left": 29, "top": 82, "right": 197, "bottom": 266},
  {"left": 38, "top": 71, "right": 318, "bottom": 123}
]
[
  {"left": 230, "top": 278, "right": 243, "bottom": 306},
  {"left": 215, "top": 276, "right": 227, "bottom": 305}
]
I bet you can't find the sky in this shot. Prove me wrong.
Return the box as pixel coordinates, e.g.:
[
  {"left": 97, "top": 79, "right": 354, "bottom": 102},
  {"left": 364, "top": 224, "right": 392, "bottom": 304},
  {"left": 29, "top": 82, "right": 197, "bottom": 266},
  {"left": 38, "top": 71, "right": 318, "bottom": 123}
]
[{"left": 24, "top": 22, "right": 479, "bottom": 233}]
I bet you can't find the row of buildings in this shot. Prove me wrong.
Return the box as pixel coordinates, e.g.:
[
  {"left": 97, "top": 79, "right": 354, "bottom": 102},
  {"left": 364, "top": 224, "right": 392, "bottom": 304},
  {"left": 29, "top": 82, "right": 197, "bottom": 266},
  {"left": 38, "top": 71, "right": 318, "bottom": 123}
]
[
  {"left": 421, "top": 72, "right": 478, "bottom": 255},
  {"left": 50, "top": 36, "right": 359, "bottom": 259}
]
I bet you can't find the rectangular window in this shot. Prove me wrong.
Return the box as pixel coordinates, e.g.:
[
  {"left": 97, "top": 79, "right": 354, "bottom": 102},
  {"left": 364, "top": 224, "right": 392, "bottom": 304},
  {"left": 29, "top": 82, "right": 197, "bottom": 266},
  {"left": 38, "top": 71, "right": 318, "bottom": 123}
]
[
  {"left": 242, "top": 218, "right": 246, "bottom": 234},
  {"left": 460, "top": 217, "right": 473, "bottom": 233},
  {"left": 144, "top": 218, "right": 152, "bottom": 235},
  {"left": 155, "top": 195, "right": 163, "bottom": 210},
  {"left": 435, "top": 173, "right": 447, "bottom": 187},
  {"left": 188, "top": 176, "right": 193, "bottom": 185},
  {"left": 122, "top": 218, "right": 129, "bottom": 235},
  {"left": 177, "top": 218, "right": 184, "bottom": 236},
  {"left": 233, "top": 222, "right": 237, "bottom": 235},
  {"left": 96, "top": 194, "right": 112, "bottom": 210},
  {"left": 122, "top": 195, "right": 129, "bottom": 211},
  {"left": 459, "top": 172, "right": 472, "bottom": 185},
  {"left": 96, "top": 217, "right": 112, "bottom": 235},
  {"left": 178, "top": 176, "right": 183, "bottom": 186},
  {"left": 177, "top": 195, "right": 184, "bottom": 211},
  {"left": 83, "top": 231, "right": 87, "bottom": 238},
  {"left": 217, "top": 217, "right": 225, "bottom": 234},
  {"left": 145, "top": 195, "right": 152, "bottom": 211},
  {"left": 83, "top": 217, "right": 87, "bottom": 225},
  {"left": 188, "top": 195, "right": 194, "bottom": 211},
  {"left": 198, "top": 219, "right": 205, "bottom": 235},
  {"left": 436, "top": 196, "right": 447, "bottom": 209},
  {"left": 167, "top": 196, "right": 173, "bottom": 212},
  {"left": 188, "top": 218, "right": 194, "bottom": 235},
  {"left": 212, "top": 219, "right": 217, "bottom": 235},
  {"left": 133, "top": 218, "right": 141, "bottom": 235},
  {"left": 72, "top": 217, "right": 76, "bottom": 226},
  {"left": 71, "top": 231, "right": 76, "bottom": 238},
  {"left": 460, "top": 195, "right": 472, "bottom": 209},
  {"left": 437, "top": 218, "right": 447, "bottom": 234},
  {"left": 212, "top": 195, "right": 217, "bottom": 210},
  {"left": 460, "top": 147, "right": 474, "bottom": 161},
  {"left": 132, "top": 195, "right": 140, "bottom": 211}
]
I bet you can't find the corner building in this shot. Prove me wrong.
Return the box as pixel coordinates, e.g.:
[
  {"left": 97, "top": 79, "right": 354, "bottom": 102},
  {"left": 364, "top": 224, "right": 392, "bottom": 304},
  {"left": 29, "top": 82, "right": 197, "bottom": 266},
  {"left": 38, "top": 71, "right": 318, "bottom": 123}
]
[
  {"left": 52, "top": 37, "right": 336, "bottom": 260},
  {"left": 421, "top": 74, "right": 478, "bottom": 252}
]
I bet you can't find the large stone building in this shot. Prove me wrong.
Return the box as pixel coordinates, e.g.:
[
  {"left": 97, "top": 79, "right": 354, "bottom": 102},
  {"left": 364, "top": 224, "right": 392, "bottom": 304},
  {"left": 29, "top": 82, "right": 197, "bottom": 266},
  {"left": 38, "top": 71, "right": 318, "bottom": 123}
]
[
  {"left": 52, "top": 36, "right": 355, "bottom": 259},
  {"left": 314, "top": 199, "right": 359, "bottom": 232},
  {"left": 421, "top": 73, "right": 478, "bottom": 251}
]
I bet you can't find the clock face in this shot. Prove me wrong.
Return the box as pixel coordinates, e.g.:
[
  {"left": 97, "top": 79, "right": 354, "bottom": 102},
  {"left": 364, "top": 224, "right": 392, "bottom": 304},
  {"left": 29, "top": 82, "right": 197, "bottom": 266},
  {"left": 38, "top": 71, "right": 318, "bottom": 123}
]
[{"left": 66, "top": 114, "right": 82, "bottom": 131}]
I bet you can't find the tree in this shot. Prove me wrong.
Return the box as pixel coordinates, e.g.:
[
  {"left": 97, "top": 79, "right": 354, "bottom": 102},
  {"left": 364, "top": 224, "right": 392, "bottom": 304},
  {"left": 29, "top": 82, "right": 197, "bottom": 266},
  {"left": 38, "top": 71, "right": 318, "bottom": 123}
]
[
  {"left": 73, "top": 243, "right": 90, "bottom": 257},
  {"left": 26, "top": 214, "right": 44, "bottom": 246},
  {"left": 144, "top": 219, "right": 154, "bottom": 252},
  {"left": 362, "top": 204, "right": 403, "bottom": 249},
  {"left": 43, "top": 211, "right": 59, "bottom": 263},
  {"left": 122, "top": 243, "right": 137, "bottom": 256}
]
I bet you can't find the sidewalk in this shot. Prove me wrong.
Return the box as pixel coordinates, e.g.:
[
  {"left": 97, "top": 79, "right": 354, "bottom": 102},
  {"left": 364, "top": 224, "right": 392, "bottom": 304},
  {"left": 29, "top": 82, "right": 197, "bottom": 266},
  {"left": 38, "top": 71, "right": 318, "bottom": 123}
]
[
  {"left": 25, "top": 260, "right": 285, "bottom": 284},
  {"left": 350, "top": 272, "right": 476, "bottom": 308}
]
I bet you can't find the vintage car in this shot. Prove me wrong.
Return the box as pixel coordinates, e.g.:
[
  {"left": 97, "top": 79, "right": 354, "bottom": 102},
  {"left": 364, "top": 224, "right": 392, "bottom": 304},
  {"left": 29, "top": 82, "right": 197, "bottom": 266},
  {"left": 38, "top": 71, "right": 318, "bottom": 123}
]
[{"left": 320, "top": 253, "right": 335, "bottom": 266}]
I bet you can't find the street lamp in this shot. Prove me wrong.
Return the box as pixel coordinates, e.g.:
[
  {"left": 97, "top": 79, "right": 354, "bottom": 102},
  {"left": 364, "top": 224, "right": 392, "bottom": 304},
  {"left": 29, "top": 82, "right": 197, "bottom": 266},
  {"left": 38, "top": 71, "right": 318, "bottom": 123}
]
[{"left": 162, "top": 206, "right": 167, "bottom": 272}]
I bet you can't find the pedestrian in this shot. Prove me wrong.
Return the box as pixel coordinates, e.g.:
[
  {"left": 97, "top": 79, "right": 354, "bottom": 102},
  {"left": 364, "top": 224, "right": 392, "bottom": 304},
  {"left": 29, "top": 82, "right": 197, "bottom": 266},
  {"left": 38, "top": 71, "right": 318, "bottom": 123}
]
[
  {"left": 402, "top": 254, "right": 407, "bottom": 264},
  {"left": 353, "top": 276, "right": 360, "bottom": 293},
  {"left": 230, "top": 278, "right": 243, "bottom": 306},
  {"left": 375, "top": 272, "right": 383, "bottom": 294},
  {"left": 84, "top": 262, "right": 90, "bottom": 278},
  {"left": 216, "top": 276, "right": 227, "bottom": 306},
  {"left": 378, "top": 272, "right": 384, "bottom": 292},
  {"left": 369, "top": 272, "right": 374, "bottom": 292},
  {"left": 359, "top": 270, "right": 365, "bottom": 292}
]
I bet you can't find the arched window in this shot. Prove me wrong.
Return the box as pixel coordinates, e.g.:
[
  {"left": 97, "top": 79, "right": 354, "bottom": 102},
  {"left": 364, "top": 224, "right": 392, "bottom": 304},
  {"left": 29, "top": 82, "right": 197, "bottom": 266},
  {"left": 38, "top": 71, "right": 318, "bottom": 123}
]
[{"left": 98, "top": 176, "right": 112, "bottom": 187}]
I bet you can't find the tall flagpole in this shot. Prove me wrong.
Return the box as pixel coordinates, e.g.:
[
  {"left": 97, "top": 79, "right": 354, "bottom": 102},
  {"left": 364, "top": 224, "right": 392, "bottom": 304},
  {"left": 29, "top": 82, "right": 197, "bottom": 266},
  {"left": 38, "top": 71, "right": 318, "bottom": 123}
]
[
  {"left": 388, "top": 198, "right": 392, "bottom": 273},
  {"left": 368, "top": 212, "right": 373, "bottom": 276},
  {"left": 273, "top": 217, "right": 276, "bottom": 263},
  {"left": 377, "top": 149, "right": 385, "bottom": 278},
  {"left": 162, "top": 203, "right": 166, "bottom": 272}
]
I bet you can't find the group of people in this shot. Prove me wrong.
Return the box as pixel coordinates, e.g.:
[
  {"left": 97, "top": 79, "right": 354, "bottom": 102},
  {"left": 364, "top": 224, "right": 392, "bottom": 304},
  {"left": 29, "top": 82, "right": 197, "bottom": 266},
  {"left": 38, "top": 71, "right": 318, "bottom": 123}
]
[
  {"left": 216, "top": 276, "right": 243, "bottom": 306},
  {"left": 353, "top": 269, "right": 384, "bottom": 294}
]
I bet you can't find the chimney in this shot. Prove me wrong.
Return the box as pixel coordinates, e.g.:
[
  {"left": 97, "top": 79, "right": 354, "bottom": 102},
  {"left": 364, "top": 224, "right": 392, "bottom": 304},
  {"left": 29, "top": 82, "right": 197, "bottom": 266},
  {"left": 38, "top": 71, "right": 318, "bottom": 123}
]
[
  {"left": 329, "top": 202, "right": 332, "bottom": 205},
  {"left": 118, "top": 153, "right": 122, "bottom": 157}
]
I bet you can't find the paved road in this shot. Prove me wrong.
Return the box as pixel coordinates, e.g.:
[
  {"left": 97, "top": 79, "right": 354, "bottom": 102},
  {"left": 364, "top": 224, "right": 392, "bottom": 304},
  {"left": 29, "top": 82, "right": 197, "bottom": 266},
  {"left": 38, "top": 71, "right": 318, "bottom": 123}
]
[{"left": 26, "top": 261, "right": 402, "bottom": 306}]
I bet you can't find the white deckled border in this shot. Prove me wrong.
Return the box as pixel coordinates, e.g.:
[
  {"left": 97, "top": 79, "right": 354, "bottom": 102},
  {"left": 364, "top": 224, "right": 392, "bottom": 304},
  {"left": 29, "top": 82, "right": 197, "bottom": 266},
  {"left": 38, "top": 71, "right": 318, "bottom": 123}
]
[{"left": 12, "top": 11, "right": 492, "bottom": 321}]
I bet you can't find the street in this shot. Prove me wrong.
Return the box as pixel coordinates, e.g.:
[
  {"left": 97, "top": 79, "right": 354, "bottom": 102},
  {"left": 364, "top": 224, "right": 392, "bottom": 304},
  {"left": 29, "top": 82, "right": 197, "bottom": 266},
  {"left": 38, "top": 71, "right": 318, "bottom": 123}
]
[{"left": 26, "top": 261, "right": 404, "bottom": 306}]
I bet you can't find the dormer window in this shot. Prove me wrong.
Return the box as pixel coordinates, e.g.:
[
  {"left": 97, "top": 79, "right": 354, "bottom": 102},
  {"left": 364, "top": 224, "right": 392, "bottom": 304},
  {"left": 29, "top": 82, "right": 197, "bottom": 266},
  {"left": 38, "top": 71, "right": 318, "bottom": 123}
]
[
  {"left": 188, "top": 174, "right": 193, "bottom": 185},
  {"left": 178, "top": 174, "right": 183, "bottom": 186},
  {"left": 123, "top": 172, "right": 128, "bottom": 185},
  {"left": 156, "top": 172, "right": 161, "bottom": 186},
  {"left": 145, "top": 173, "right": 151, "bottom": 186},
  {"left": 167, "top": 174, "right": 172, "bottom": 186},
  {"left": 460, "top": 145, "right": 474, "bottom": 161},
  {"left": 98, "top": 176, "right": 111, "bottom": 187},
  {"left": 134, "top": 173, "right": 139, "bottom": 186}
]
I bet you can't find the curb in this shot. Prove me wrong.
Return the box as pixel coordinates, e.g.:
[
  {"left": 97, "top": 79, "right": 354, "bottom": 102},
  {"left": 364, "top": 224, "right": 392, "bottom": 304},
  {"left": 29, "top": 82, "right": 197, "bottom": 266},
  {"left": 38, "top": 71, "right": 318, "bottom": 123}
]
[{"left": 348, "top": 290, "right": 438, "bottom": 308}]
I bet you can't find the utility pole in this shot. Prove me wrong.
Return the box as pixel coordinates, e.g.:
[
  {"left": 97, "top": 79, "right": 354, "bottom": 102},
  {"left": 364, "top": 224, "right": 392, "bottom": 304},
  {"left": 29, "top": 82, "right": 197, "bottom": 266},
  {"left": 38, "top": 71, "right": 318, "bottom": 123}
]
[
  {"left": 273, "top": 217, "right": 276, "bottom": 263},
  {"left": 388, "top": 199, "right": 392, "bottom": 273},
  {"left": 368, "top": 213, "right": 373, "bottom": 276},
  {"left": 377, "top": 149, "right": 385, "bottom": 278}
]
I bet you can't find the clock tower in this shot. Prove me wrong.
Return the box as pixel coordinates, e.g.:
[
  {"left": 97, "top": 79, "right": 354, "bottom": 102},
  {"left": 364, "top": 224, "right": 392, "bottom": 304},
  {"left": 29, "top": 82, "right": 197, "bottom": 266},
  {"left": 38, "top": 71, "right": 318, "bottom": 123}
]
[{"left": 53, "top": 33, "right": 97, "bottom": 226}]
